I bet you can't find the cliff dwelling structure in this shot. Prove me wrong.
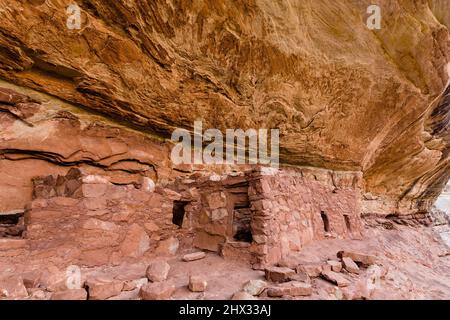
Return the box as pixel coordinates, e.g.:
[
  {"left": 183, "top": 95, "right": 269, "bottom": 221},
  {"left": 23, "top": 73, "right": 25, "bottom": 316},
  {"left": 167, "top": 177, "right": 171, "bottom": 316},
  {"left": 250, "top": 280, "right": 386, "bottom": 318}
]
[{"left": 0, "top": 0, "right": 449, "bottom": 301}]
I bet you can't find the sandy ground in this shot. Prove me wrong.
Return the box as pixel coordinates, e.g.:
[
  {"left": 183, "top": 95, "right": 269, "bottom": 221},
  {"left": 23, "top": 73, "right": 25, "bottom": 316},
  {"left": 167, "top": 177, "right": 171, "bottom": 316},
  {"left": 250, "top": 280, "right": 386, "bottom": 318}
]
[
  {"left": 107, "top": 225, "right": 450, "bottom": 300},
  {"left": 1, "top": 225, "right": 449, "bottom": 300}
]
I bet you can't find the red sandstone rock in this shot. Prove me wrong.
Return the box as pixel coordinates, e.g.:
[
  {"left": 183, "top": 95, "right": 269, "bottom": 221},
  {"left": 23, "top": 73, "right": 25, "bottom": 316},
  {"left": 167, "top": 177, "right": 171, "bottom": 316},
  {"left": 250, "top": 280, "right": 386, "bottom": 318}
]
[
  {"left": 144, "top": 221, "right": 160, "bottom": 232},
  {"left": 83, "top": 218, "right": 119, "bottom": 231},
  {"left": 163, "top": 189, "right": 182, "bottom": 201},
  {"left": 327, "top": 260, "right": 343, "bottom": 273},
  {"left": 337, "top": 251, "right": 376, "bottom": 267},
  {"left": 50, "top": 197, "right": 80, "bottom": 207},
  {"left": 39, "top": 266, "right": 77, "bottom": 292},
  {"left": 182, "top": 252, "right": 206, "bottom": 262},
  {"left": 22, "top": 270, "right": 42, "bottom": 289},
  {"left": 194, "top": 231, "right": 225, "bottom": 252},
  {"left": 242, "top": 279, "right": 267, "bottom": 296},
  {"left": 206, "top": 192, "right": 227, "bottom": 210},
  {"left": 0, "top": 239, "right": 27, "bottom": 251},
  {"left": 265, "top": 267, "right": 295, "bottom": 283},
  {"left": 50, "top": 289, "right": 87, "bottom": 300},
  {"left": 0, "top": 276, "right": 28, "bottom": 299},
  {"left": 82, "top": 175, "right": 110, "bottom": 184},
  {"left": 120, "top": 224, "right": 150, "bottom": 258},
  {"left": 267, "top": 281, "right": 312, "bottom": 297},
  {"left": 296, "top": 264, "right": 323, "bottom": 278},
  {"left": 146, "top": 261, "right": 170, "bottom": 282},
  {"left": 288, "top": 272, "right": 311, "bottom": 283},
  {"left": 342, "top": 257, "right": 360, "bottom": 274},
  {"left": 82, "top": 183, "right": 108, "bottom": 198},
  {"left": 79, "top": 248, "right": 112, "bottom": 267},
  {"left": 155, "top": 237, "right": 179, "bottom": 255},
  {"left": 321, "top": 271, "right": 351, "bottom": 287},
  {"left": 82, "top": 197, "right": 107, "bottom": 211},
  {"left": 123, "top": 278, "right": 148, "bottom": 291},
  {"left": 189, "top": 276, "right": 207, "bottom": 292},
  {"left": 139, "top": 282, "right": 175, "bottom": 300},
  {"left": 231, "top": 291, "right": 258, "bottom": 300},
  {"left": 111, "top": 208, "right": 133, "bottom": 222},
  {"left": 86, "top": 278, "right": 124, "bottom": 300},
  {"left": 28, "top": 289, "right": 49, "bottom": 300}
]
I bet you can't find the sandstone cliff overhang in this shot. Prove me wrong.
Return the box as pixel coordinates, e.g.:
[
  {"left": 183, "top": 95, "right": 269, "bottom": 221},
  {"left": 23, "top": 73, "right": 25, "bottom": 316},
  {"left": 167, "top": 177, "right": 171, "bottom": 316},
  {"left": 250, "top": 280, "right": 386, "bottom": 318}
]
[{"left": 0, "top": 0, "right": 449, "bottom": 214}]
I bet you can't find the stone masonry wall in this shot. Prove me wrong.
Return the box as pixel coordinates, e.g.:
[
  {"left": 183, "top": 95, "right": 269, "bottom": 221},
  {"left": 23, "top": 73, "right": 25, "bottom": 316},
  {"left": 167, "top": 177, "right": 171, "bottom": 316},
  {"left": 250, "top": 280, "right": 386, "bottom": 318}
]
[
  {"left": 0, "top": 166, "right": 364, "bottom": 270},
  {"left": 0, "top": 169, "right": 194, "bottom": 269},
  {"left": 175, "top": 167, "right": 364, "bottom": 268},
  {"left": 248, "top": 167, "right": 363, "bottom": 267}
]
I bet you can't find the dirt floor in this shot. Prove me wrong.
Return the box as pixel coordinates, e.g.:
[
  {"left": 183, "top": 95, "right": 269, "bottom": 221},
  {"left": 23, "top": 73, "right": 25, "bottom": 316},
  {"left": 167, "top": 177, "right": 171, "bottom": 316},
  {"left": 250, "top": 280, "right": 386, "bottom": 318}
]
[
  {"left": 93, "top": 225, "right": 450, "bottom": 300},
  {"left": 1, "top": 224, "right": 449, "bottom": 300}
]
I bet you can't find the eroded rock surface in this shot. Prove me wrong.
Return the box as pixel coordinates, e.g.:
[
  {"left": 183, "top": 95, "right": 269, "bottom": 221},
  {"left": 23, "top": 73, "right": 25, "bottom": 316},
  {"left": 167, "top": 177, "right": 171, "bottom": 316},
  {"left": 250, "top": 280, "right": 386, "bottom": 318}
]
[
  {"left": 0, "top": 0, "right": 448, "bottom": 214},
  {"left": 0, "top": 0, "right": 449, "bottom": 301}
]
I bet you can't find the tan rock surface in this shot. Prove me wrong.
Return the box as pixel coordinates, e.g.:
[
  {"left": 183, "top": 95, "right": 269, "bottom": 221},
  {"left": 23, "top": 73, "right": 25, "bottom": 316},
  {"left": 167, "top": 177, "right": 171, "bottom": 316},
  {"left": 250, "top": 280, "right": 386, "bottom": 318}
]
[
  {"left": 0, "top": 0, "right": 448, "bottom": 214},
  {"left": 0, "top": 0, "right": 449, "bottom": 301}
]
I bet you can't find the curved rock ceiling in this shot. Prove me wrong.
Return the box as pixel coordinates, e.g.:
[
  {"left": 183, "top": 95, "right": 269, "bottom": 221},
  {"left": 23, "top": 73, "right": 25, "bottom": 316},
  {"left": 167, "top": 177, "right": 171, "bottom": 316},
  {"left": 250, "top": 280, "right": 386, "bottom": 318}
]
[{"left": 0, "top": 0, "right": 449, "bottom": 213}]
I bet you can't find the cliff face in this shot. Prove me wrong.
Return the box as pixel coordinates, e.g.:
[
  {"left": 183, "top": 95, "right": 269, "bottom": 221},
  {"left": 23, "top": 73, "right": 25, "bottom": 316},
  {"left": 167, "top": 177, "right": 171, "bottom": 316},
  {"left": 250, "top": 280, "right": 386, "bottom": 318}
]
[{"left": 0, "top": 0, "right": 449, "bottom": 214}]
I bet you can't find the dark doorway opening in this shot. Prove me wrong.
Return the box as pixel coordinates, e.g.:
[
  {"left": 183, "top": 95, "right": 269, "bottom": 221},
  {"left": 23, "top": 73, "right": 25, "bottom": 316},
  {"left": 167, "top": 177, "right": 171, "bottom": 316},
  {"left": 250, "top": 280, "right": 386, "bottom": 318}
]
[
  {"left": 233, "top": 205, "right": 253, "bottom": 242},
  {"left": 320, "top": 211, "right": 330, "bottom": 232},
  {"left": 344, "top": 215, "right": 351, "bottom": 231},
  {"left": 226, "top": 181, "right": 253, "bottom": 243},
  {"left": 172, "top": 201, "right": 188, "bottom": 228},
  {"left": 0, "top": 210, "right": 25, "bottom": 238}
]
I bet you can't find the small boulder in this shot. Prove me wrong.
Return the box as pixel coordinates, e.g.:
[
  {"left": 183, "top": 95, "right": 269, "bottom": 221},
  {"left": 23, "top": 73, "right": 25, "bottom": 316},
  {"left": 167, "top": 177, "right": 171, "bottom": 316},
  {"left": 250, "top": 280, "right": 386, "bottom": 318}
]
[
  {"left": 321, "top": 271, "right": 351, "bottom": 287},
  {"left": 29, "top": 289, "right": 48, "bottom": 300},
  {"left": 0, "top": 276, "right": 28, "bottom": 299},
  {"left": 146, "top": 261, "right": 170, "bottom": 282},
  {"left": 188, "top": 276, "right": 207, "bottom": 292},
  {"left": 51, "top": 288, "right": 87, "bottom": 300},
  {"left": 22, "top": 270, "right": 43, "bottom": 289},
  {"left": 337, "top": 251, "right": 376, "bottom": 267},
  {"left": 267, "top": 282, "right": 312, "bottom": 297},
  {"left": 86, "top": 278, "right": 124, "bottom": 300},
  {"left": 182, "top": 251, "right": 206, "bottom": 262},
  {"left": 296, "top": 264, "right": 323, "bottom": 278},
  {"left": 342, "top": 257, "right": 360, "bottom": 274},
  {"left": 288, "top": 272, "right": 311, "bottom": 283},
  {"left": 327, "top": 260, "right": 342, "bottom": 273},
  {"left": 265, "top": 267, "right": 295, "bottom": 283},
  {"left": 123, "top": 278, "right": 148, "bottom": 291},
  {"left": 242, "top": 279, "right": 267, "bottom": 296},
  {"left": 139, "top": 282, "right": 175, "bottom": 300}
]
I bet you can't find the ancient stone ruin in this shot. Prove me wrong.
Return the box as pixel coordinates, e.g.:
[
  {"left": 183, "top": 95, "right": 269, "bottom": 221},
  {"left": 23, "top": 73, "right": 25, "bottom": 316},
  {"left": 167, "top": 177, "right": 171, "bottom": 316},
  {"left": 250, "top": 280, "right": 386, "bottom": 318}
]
[{"left": 0, "top": 0, "right": 449, "bottom": 300}]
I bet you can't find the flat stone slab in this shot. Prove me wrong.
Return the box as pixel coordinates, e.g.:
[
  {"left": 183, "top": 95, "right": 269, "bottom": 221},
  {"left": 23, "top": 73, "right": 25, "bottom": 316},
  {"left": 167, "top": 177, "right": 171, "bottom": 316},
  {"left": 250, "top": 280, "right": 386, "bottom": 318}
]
[
  {"left": 342, "top": 257, "right": 360, "bottom": 274},
  {"left": 337, "top": 251, "right": 376, "bottom": 267},
  {"left": 0, "top": 239, "right": 27, "bottom": 251},
  {"left": 320, "top": 271, "right": 351, "bottom": 287},
  {"left": 140, "top": 282, "right": 175, "bottom": 300},
  {"left": 267, "top": 281, "right": 312, "bottom": 297},
  {"left": 242, "top": 279, "right": 267, "bottom": 296},
  {"left": 265, "top": 267, "right": 295, "bottom": 283},
  {"left": 182, "top": 252, "right": 206, "bottom": 262}
]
